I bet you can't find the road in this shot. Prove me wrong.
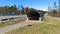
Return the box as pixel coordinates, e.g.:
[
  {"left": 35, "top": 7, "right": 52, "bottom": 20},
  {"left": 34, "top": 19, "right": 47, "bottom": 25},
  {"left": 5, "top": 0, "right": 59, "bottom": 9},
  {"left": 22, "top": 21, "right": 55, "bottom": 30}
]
[{"left": 0, "top": 20, "right": 41, "bottom": 34}]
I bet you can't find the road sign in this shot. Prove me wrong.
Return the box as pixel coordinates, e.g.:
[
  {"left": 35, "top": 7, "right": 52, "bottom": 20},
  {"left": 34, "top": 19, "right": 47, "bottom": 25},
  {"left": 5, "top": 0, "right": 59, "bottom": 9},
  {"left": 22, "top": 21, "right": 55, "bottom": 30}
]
[{"left": 18, "top": 5, "right": 23, "bottom": 11}]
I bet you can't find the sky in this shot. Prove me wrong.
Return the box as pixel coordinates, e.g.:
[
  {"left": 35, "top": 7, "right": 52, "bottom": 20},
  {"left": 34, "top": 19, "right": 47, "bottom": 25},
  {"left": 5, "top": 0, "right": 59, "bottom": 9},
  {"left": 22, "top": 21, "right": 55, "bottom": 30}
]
[{"left": 0, "top": 0, "right": 58, "bottom": 11}]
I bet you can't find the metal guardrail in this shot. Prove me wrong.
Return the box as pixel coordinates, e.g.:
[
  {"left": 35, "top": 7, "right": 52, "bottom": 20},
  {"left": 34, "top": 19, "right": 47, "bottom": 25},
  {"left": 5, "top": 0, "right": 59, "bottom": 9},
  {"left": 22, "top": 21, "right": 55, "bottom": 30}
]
[{"left": 0, "top": 15, "right": 27, "bottom": 23}]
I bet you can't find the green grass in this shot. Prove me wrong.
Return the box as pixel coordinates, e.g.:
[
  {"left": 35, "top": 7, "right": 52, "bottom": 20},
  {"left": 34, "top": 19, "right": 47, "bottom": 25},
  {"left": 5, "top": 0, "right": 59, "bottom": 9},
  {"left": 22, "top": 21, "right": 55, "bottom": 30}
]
[
  {"left": 5, "top": 23, "right": 60, "bottom": 34},
  {"left": 43, "top": 17, "right": 49, "bottom": 23},
  {"left": 5, "top": 15, "right": 60, "bottom": 34},
  {"left": 0, "top": 18, "right": 26, "bottom": 28}
]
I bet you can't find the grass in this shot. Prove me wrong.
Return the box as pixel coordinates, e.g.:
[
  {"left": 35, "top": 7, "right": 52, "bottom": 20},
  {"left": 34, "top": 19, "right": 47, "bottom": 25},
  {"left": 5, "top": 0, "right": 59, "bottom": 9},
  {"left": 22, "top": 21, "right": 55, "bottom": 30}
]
[
  {"left": 5, "top": 23, "right": 60, "bottom": 34},
  {"left": 43, "top": 15, "right": 60, "bottom": 25},
  {"left": 0, "top": 18, "right": 26, "bottom": 28},
  {"left": 5, "top": 15, "right": 60, "bottom": 34}
]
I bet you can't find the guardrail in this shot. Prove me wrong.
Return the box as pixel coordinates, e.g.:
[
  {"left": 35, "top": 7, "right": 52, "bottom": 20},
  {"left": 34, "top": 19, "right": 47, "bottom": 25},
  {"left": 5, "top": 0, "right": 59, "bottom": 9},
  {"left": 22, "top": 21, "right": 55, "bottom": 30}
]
[{"left": 0, "top": 15, "right": 27, "bottom": 23}]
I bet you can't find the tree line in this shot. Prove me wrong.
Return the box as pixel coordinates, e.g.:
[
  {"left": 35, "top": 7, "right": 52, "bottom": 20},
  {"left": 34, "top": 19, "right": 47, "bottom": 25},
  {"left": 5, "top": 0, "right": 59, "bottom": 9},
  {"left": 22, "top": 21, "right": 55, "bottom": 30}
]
[{"left": 0, "top": 5, "right": 46, "bottom": 15}]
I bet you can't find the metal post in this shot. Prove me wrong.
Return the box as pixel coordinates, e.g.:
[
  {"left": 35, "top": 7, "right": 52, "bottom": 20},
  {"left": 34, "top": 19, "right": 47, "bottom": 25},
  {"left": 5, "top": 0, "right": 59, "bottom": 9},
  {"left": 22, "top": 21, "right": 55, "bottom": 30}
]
[
  {"left": 0, "top": 16, "right": 2, "bottom": 23},
  {"left": 19, "top": 10, "right": 22, "bottom": 15}
]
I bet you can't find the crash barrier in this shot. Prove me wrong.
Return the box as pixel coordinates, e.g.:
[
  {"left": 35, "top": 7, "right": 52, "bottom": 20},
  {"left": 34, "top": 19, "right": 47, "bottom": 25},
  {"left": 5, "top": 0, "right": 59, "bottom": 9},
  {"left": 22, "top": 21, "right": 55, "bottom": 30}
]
[{"left": 0, "top": 15, "right": 27, "bottom": 23}]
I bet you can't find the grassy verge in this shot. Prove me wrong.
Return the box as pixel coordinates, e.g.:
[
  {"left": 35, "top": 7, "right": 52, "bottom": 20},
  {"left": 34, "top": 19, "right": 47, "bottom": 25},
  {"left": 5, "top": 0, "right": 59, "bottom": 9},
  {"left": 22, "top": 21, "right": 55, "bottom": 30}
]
[
  {"left": 43, "top": 15, "right": 60, "bottom": 25},
  {"left": 0, "top": 18, "right": 26, "bottom": 28},
  {"left": 5, "top": 15, "right": 60, "bottom": 34},
  {"left": 5, "top": 23, "right": 60, "bottom": 34}
]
